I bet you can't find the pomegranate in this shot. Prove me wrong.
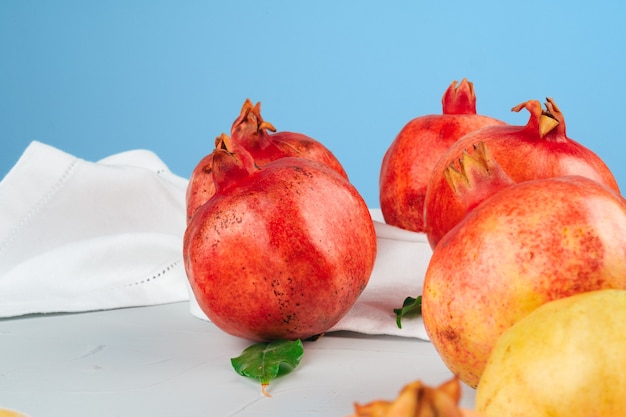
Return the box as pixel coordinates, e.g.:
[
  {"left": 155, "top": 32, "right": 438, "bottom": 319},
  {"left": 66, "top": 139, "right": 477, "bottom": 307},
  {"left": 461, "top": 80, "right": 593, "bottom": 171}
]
[
  {"left": 348, "top": 377, "right": 483, "bottom": 417},
  {"left": 422, "top": 172, "right": 626, "bottom": 388},
  {"left": 424, "top": 98, "right": 620, "bottom": 248},
  {"left": 476, "top": 289, "right": 626, "bottom": 417},
  {"left": 183, "top": 138, "right": 376, "bottom": 341},
  {"left": 185, "top": 99, "right": 348, "bottom": 223},
  {"left": 379, "top": 79, "right": 506, "bottom": 232},
  {"left": 230, "top": 98, "right": 349, "bottom": 179}
]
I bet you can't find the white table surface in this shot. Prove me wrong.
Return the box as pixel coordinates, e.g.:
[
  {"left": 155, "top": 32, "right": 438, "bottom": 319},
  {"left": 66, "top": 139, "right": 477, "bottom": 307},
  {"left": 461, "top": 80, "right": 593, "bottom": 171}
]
[{"left": 0, "top": 301, "right": 475, "bottom": 416}]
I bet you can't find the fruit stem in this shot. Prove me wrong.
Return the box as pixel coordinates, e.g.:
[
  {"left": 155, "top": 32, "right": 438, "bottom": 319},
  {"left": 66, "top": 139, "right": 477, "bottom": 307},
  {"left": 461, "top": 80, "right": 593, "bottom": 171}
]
[
  {"left": 512, "top": 98, "right": 568, "bottom": 142},
  {"left": 261, "top": 383, "right": 272, "bottom": 398},
  {"left": 442, "top": 78, "right": 477, "bottom": 115}
]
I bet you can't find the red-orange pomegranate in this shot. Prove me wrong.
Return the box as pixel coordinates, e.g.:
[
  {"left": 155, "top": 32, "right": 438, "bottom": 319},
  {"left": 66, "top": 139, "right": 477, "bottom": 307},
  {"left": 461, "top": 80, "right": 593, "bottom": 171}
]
[
  {"left": 424, "top": 98, "right": 620, "bottom": 248},
  {"left": 183, "top": 139, "right": 376, "bottom": 341},
  {"left": 379, "top": 79, "right": 506, "bottom": 232},
  {"left": 422, "top": 173, "right": 626, "bottom": 388},
  {"left": 231, "top": 99, "right": 348, "bottom": 179}
]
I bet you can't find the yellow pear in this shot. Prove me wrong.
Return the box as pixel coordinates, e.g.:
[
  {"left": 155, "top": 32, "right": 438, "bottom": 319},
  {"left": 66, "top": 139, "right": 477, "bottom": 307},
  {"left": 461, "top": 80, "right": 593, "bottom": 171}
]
[{"left": 476, "top": 289, "right": 626, "bottom": 416}]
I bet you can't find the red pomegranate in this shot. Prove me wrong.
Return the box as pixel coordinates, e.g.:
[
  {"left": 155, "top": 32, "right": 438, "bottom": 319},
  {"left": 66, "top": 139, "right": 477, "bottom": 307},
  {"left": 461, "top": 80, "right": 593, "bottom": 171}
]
[
  {"left": 185, "top": 99, "right": 348, "bottom": 223},
  {"left": 424, "top": 98, "right": 620, "bottom": 248},
  {"left": 379, "top": 79, "right": 506, "bottom": 232},
  {"left": 230, "top": 98, "right": 349, "bottom": 179},
  {"left": 183, "top": 138, "right": 376, "bottom": 342},
  {"left": 422, "top": 170, "right": 626, "bottom": 388}
]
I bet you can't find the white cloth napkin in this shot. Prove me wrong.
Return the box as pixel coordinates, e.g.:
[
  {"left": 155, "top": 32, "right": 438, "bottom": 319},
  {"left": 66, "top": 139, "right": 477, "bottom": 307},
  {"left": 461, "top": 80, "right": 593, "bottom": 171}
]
[
  {"left": 0, "top": 141, "right": 431, "bottom": 340},
  {"left": 0, "top": 141, "right": 190, "bottom": 316}
]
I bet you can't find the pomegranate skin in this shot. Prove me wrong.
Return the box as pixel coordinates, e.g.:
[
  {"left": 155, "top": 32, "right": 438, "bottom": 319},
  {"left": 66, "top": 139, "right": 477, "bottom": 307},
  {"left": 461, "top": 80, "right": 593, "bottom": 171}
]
[
  {"left": 422, "top": 175, "right": 626, "bottom": 388},
  {"left": 184, "top": 156, "right": 376, "bottom": 342},
  {"left": 186, "top": 151, "right": 216, "bottom": 223},
  {"left": 231, "top": 99, "right": 349, "bottom": 180},
  {"left": 268, "top": 130, "right": 349, "bottom": 179},
  {"left": 424, "top": 98, "right": 621, "bottom": 249},
  {"left": 379, "top": 79, "right": 506, "bottom": 233}
]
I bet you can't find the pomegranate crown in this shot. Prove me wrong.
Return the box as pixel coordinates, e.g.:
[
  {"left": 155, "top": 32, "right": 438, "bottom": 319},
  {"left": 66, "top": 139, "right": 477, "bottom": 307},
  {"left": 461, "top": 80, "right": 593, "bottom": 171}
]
[
  {"left": 232, "top": 99, "right": 276, "bottom": 135},
  {"left": 443, "top": 141, "right": 515, "bottom": 212},
  {"left": 352, "top": 377, "right": 465, "bottom": 417},
  {"left": 210, "top": 133, "right": 259, "bottom": 193},
  {"left": 444, "top": 142, "right": 493, "bottom": 194},
  {"left": 512, "top": 97, "right": 567, "bottom": 142},
  {"left": 442, "top": 78, "right": 477, "bottom": 115}
]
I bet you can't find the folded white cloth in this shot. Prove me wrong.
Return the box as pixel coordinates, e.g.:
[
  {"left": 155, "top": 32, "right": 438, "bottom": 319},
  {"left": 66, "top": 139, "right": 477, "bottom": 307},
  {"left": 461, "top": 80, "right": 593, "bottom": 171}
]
[
  {"left": 0, "top": 142, "right": 431, "bottom": 340},
  {"left": 0, "top": 141, "right": 190, "bottom": 316}
]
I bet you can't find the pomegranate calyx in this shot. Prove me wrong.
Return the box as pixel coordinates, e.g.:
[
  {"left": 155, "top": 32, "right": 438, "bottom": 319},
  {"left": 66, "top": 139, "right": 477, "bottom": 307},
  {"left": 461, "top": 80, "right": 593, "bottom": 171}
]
[
  {"left": 538, "top": 114, "right": 560, "bottom": 138},
  {"left": 249, "top": 102, "right": 276, "bottom": 132},
  {"left": 211, "top": 133, "right": 259, "bottom": 194},
  {"left": 442, "top": 78, "right": 477, "bottom": 115},
  {"left": 443, "top": 142, "right": 514, "bottom": 212},
  {"left": 239, "top": 98, "right": 255, "bottom": 116},
  {"left": 231, "top": 99, "right": 277, "bottom": 150},
  {"left": 259, "top": 120, "right": 277, "bottom": 132},
  {"left": 512, "top": 98, "right": 567, "bottom": 142},
  {"left": 351, "top": 377, "right": 466, "bottom": 417},
  {"left": 444, "top": 142, "right": 490, "bottom": 194},
  {"left": 542, "top": 97, "right": 568, "bottom": 140}
]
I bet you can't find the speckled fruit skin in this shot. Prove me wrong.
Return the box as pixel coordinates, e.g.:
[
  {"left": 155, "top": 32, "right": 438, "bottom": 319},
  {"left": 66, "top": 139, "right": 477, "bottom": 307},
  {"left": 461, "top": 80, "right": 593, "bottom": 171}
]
[
  {"left": 422, "top": 175, "right": 626, "bottom": 388},
  {"left": 230, "top": 99, "right": 349, "bottom": 180},
  {"left": 476, "top": 289, "right": 626, "bottom": 417},
  {"left": 186, "top": 150, "right": 217, "bottom": 224},
  {"left": 379, "top": 79, "right": 505, "bottom": 233},
  {"left": 184, "top": 156, "right": 376, "bottom": 342},
  {"left": 424, "top": 99, "right": 620, "bottom": 249}
]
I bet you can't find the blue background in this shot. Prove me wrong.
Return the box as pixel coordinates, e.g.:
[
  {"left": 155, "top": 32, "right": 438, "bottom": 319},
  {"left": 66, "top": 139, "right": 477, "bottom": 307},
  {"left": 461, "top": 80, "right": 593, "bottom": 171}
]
[{"left": 2, "top": 1, "right": 624, "bottom": 207}]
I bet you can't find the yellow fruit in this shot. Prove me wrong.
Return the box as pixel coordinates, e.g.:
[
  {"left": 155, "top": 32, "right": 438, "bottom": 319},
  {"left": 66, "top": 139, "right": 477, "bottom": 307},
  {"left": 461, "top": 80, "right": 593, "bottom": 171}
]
[
  {"left": 0, "top": 409, "right": 29, "bottom": 417},
  {"left": 476, "top": 289, "right": 626, "bottom": 416}
]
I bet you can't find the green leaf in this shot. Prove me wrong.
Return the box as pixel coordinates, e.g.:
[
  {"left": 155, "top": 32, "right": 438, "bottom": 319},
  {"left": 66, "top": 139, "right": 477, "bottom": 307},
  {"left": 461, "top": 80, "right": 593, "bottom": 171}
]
[
  {"left": 231, "top": 339, "right": 304, "bottom": 397},
  {"left": 393, "top": 295, "right": 422, "bottom": 329}
]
